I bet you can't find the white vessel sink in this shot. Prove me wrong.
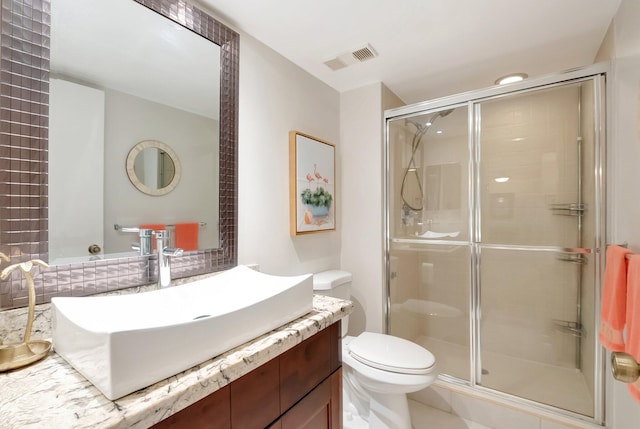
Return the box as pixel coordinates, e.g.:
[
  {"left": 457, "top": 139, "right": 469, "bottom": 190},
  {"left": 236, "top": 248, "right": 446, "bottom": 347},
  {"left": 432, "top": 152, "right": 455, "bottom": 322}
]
[{"left": 51, "top": 265, "right": 313, "bottom": 400}]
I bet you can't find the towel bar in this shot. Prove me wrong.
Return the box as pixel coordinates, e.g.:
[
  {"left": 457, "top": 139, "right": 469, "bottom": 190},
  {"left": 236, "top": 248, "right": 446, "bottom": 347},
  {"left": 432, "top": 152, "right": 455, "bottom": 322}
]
[{"left": 114, "top": 222, "right": 206, "bottom": 232}]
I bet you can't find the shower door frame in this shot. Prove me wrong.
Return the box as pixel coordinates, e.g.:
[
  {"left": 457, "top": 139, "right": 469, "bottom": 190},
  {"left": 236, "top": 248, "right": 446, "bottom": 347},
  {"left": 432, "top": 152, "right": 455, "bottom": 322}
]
[{"left": 383, "top": 62, "right": 608, "bottom": 425}]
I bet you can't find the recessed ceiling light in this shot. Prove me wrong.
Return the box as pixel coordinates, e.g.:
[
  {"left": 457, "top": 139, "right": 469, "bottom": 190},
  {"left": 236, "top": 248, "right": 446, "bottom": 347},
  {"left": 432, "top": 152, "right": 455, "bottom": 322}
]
[
  {"left": 495, "top": 73, "right": 528, "bottom": 85},
  {"left": 494, "top": 177, "right": 510, "bottom": 183}
]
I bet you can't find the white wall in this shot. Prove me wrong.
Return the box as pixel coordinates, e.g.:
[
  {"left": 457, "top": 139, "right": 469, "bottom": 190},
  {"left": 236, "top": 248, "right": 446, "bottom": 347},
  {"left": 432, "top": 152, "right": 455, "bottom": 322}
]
[
  {"left": 601, "top": 0, "right": 640, "bottom": 426},
  {"left": 340, "top": 83, "right": 404, "bottom": 334},
  {"left": 49, "top": 79, "right": 105, "bottom": 261},
  {"left": 236, "top": 32, "right": 341, "bottom": 276},
  {"left": 104, "top": 89, "right": 219, "bottom": 252},
  {"left": 234, "top": 32, "right": 404, "bottom": 329}
]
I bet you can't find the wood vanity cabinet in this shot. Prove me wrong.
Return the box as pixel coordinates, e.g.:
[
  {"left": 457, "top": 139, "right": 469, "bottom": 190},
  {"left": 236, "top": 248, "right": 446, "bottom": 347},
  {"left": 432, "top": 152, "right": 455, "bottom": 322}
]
[
  {"left": 268, "top": 369, "right": 341, "bottom": 429},
  {"left": 152, "top": 321, "right": 342, "bottom": 429},
  {"left": 152, "top": 385, "right": 231, "bottom": 429}
]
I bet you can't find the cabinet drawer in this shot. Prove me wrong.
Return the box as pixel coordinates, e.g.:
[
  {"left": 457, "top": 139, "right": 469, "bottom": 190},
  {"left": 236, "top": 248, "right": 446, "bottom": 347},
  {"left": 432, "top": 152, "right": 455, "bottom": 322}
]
[
  {"left": 270, "top": 368, "right": 342, "bottom": 429},
  {"left": 280, "top": 321, "right": 340, "bottom": 413}
]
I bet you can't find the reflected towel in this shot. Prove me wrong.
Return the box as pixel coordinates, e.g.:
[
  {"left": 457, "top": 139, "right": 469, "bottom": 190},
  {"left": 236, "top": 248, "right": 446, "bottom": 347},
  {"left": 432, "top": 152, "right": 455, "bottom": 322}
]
[
  {"left": 626, "top": 255, "right": 640, "bottom": 402},
  {"left": 140, "top": 224, "right": 166, "bottom": 231},
  {"left": 140, "top": 224, "right": 166, "bottom": 250},
  {"left": 599, "top": 245, "right": 632, "bottom": 351},
  {"left": 175, "top": 222, "right": 199, "bottom": 251}
]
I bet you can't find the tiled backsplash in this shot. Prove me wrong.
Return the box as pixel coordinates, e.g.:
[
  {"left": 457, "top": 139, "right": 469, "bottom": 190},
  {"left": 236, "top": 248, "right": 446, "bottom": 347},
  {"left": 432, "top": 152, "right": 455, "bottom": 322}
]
[{"left": 0, "top": 0, "right": 239, "bottom": 310}]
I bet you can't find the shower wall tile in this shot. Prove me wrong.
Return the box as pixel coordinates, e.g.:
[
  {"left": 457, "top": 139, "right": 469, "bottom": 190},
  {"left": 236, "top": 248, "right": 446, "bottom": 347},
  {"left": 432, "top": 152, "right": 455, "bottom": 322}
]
[
  {"left": 480, "top": 248, "right": 579, "bottom": 366},
  {"left": 480, "top": 86, "right": 582, "bottom": 248}
]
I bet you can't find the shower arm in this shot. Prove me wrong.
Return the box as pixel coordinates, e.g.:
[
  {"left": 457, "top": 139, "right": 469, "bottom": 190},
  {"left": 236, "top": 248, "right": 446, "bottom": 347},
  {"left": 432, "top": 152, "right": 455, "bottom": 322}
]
[
  {"left": 400, "top": 126, "right": 427, "bottom": 211},
  {"left": 400, "top": 109, "right": 453, "bottom": 212}
]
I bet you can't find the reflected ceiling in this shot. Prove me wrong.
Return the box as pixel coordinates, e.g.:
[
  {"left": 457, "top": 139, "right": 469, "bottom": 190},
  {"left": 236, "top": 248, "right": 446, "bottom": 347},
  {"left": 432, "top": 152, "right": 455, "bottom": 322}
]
[{"left": 52, "top": 0, "right": 220, "bottom": 118}]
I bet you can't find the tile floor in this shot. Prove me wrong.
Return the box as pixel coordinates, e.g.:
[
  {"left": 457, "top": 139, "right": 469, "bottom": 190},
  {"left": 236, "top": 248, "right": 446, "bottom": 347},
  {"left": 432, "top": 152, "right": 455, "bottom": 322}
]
[
  {"left": 345, "top": 396, "right": 596, "bottom": 429},
  {"left": 343, "top": 399, "right": 490, "bottom": 429}
]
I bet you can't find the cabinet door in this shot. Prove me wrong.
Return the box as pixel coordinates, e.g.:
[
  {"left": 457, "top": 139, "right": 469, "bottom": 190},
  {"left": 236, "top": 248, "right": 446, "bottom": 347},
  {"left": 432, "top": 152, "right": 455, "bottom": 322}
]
[
  {"left": 280, "top": 322, "right": 341, "bottom": 413},
  {"left": 230, "top": 357, "right": 280, "bottom": 428},
  {"left": 151, "top": 385, "right": 230, "bottom": 429},
  {"left": 276, "top": 368, "right": 341, "bottom": 429}
]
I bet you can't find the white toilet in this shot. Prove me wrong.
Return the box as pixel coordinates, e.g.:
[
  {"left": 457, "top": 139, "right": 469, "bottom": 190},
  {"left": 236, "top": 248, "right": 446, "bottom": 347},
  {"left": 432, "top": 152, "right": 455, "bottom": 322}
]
[{"left": 313, "top": 270, "right": 438, "bottom": 429}]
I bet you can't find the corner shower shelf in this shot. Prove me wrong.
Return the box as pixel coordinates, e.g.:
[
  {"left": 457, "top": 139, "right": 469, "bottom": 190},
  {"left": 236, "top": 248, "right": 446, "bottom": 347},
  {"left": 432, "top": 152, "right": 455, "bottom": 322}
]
[
  {"left": 553, "top": 319, "right": 585, "bottom": 338},
  {"left": 549, "top": 203, "right": 585, "bottom": 216},
  {"left": 556, "top": 252, "right": 588, "bottom": 265}
]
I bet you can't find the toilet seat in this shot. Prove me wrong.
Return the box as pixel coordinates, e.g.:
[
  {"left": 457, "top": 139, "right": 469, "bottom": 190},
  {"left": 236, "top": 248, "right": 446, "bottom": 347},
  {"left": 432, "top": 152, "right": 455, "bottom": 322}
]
[{"left": 347, "top": 332, "right": 435, "bottom": 375}]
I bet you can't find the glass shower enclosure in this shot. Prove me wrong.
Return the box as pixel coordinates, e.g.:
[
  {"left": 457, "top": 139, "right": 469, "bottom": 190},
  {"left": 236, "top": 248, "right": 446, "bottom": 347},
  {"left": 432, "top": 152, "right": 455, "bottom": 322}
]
[{"left": 384, "top": 65, "right": 606, "bottom": 423}]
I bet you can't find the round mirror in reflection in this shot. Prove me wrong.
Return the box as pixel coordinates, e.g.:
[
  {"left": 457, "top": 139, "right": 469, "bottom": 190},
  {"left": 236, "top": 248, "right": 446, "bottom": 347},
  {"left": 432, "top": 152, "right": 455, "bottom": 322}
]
[{"left": 126, "top": 140, "right": 181, "bottom": 196}]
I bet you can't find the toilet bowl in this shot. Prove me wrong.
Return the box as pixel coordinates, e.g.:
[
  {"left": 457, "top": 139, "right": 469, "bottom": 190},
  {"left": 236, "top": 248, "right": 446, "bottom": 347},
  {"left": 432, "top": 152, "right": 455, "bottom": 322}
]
[{"left": 313, "top": 270, "right": 438, "bottom": 429}]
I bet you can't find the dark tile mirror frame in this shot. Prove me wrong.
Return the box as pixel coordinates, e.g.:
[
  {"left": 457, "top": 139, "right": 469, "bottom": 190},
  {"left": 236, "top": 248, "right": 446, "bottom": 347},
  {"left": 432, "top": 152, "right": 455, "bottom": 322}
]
[{"left": 0, "top": 0, "right": 239, "bottom": 309}]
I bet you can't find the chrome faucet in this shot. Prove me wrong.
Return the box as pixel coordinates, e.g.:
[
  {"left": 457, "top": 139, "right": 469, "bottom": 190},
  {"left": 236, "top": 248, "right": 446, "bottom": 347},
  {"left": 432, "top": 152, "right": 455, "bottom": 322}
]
[
  {"left": 131, "top": 228, "right": 153, "bottom": 256},
  {"left": 119, "top": 226, "right": 153, "bottom": 256},
  {"left": 155, "top": 230, "right": 183, "bottom": 288}
]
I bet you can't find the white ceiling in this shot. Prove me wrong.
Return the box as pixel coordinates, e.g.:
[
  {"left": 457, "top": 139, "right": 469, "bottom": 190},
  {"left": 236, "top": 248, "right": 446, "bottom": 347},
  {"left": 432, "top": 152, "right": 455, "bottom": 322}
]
[{"left": 198, "top": 0, "right": 621, "bottom": 104}]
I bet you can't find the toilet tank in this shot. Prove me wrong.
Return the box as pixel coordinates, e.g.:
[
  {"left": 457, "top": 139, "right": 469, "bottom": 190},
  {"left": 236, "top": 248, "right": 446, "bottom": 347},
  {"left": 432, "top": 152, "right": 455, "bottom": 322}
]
[{"left": 313, "top": 270, "right": 352, "bottom": 337}]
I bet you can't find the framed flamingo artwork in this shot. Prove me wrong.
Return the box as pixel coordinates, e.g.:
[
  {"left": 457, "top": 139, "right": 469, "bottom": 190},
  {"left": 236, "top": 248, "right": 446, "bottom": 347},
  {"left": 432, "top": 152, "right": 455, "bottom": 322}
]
[{"left": 289, "top": 131, "right": 336, "bottom": 235}]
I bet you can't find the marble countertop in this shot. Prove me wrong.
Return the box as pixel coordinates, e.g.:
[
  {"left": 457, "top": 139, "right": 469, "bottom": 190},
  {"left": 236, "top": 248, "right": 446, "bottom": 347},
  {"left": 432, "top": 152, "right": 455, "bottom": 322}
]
[{"left": 0, "top": 294, "right": 352, "bottom": 429}]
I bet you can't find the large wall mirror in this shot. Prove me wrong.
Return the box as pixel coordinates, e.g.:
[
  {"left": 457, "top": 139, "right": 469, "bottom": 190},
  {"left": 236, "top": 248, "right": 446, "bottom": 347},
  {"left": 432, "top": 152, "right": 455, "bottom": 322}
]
[{"left": 0, "top": 0, "right": 238, "bottom": 309}]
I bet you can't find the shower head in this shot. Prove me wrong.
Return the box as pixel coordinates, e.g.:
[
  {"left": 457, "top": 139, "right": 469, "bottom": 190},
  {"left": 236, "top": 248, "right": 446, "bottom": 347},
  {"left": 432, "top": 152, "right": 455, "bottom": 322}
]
[{"left": 405, "top": 108, "right": 454, "bottom": 130}]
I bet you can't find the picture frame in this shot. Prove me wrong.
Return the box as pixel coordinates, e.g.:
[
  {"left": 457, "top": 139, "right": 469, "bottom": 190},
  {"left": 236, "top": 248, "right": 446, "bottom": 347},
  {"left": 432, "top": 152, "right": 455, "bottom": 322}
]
[{"left": 289, "top": 131, "right": 336, "bottom": 235}]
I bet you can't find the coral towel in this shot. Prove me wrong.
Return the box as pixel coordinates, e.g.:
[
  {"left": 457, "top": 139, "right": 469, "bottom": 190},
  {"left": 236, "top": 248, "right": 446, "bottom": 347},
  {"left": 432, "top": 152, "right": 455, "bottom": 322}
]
[
  {"left": 625, "top": 255, "right": 640, "bottom": 402},
  {"left": 175, "top": 222, "right": 199, "bottom": 251},
  {"left": 599, "top": 245, "right": 632, "bottom": 351},
  {"left": 140, "top": 224, "right": 166, "bottom": 231}
]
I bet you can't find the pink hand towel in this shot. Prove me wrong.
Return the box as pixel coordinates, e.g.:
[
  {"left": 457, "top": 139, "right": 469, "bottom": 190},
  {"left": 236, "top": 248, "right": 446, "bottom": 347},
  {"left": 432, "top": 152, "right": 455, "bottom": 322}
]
[
  {"left": 599, "top": 245, "right": 632, "bottom": 351},
  {"left": 625, "top": 255, "right": 640, "bottom": 402}
]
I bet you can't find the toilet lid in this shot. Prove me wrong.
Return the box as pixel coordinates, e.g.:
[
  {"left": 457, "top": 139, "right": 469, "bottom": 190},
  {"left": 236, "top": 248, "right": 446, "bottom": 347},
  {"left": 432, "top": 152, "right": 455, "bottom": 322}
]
[{"left": 347, "top": 332, "right": 435, "bottom": 375}]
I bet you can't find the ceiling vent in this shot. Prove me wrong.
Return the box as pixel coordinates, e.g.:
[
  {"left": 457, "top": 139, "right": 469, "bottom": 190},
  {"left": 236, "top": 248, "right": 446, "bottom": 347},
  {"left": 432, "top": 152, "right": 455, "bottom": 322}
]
[{"left": 323, "top": 43, "right": 378, "bottom": 71}]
